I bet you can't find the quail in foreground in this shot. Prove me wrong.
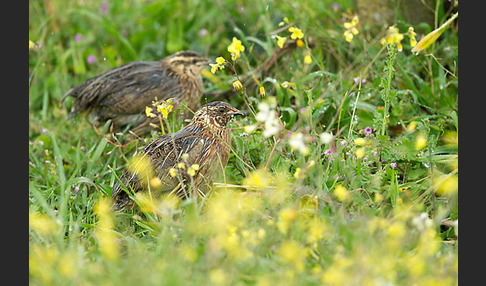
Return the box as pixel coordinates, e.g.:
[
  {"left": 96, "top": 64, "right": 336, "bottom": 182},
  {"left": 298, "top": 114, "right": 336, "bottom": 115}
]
[
  {"left": 111, "top": 101, "right": 244, "bottom": 210},
  {"left": 61, "top": 50, "right": 210, "bottom": 136}
]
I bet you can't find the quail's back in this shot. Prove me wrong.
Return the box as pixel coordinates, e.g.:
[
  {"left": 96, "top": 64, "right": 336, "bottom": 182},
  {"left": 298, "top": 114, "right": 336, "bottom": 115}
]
[
  {"left": 111, "top": 101, "right": 244, "bottom": 210},
  {"left": 61, "top": 50, "right": 209, "bottom": 136}
]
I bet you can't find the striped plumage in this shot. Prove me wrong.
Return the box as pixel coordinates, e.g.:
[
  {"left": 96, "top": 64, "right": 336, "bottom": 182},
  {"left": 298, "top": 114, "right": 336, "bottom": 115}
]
[
  {"left": 111, "top": 101, "right": 244, "bottom": 210},
  {"left": 61, "top": 50, "right": 209, "bottom": 136}
]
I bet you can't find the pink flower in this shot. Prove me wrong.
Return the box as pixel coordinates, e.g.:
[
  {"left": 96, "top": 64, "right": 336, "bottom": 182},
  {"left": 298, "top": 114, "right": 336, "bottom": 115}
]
[
  {"left": 364, "top": 127, "right": 372, "bottom": 135},
  {"left": 87, "top": 54, "right": 96, "bottom": 64}
]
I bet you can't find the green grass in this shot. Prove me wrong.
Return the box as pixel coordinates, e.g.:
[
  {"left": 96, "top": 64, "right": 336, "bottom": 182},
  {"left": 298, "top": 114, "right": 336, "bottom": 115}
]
[{"left": 29, "top": 0, "right": 458, "bottom": 285}]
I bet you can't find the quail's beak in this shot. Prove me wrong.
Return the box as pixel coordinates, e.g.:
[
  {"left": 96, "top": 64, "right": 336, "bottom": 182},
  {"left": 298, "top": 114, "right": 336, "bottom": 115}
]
[
  {"left": 230, "top": 109, "right": 245, "bottom": 118},
  {"left": 197, "top": 57, "right": 212, "bottom": 66}
]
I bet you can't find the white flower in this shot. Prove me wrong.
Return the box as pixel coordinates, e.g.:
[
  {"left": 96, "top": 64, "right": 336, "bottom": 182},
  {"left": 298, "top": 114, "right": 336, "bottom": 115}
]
[
  {"left": 411, "top": 212, "right": 433, "bottom": 231},
  {"left": 255, "top": 101, "right": 280, "bottom": 138},
  {"left": 289, "top": 132, "right": 309, "bottom": 155},
  {"left": 320, "top": 132, "right": 334, "bottom": 144}
]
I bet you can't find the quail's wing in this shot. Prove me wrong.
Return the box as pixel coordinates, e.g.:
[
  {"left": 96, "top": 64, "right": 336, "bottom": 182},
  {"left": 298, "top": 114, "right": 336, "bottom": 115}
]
[
  {"left": 66, "top": 61, "right": 180, "bottom": 115},
  {"left": 111, "top": 125, "right": 208, "bottom": 203}
]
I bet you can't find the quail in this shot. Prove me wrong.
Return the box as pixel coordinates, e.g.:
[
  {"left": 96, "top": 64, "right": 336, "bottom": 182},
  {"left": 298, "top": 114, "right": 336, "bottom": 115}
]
[
  {"left": 61, "top": 50, "right": 210, "bottom": 136},
  {"left": 111, "top": 101, "right": 244, "bottom": 210}
]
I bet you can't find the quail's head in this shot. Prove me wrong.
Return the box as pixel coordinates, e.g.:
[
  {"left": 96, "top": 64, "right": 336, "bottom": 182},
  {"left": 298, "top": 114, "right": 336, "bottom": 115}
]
[
  {"left": 164, "top": 50, "right": 210, "bottom": 77},
  {"left": 192, "top": 101, "right": 245, "bottom": 128}
]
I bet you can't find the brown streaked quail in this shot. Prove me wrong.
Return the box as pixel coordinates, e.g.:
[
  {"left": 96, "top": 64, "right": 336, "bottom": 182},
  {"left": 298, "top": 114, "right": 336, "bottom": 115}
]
[
  {"left": 61, "top": 50, "right": 210, "bottom": 136},
  {"left": 111, "top": 101, "right": 244, "bottom": 210}
]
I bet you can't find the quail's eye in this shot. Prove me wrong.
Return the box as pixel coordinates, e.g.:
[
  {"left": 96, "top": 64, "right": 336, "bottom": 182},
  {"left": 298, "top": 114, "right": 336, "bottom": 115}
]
[{"left": 218, "top": 107, "right": 226, "bottom": 113}]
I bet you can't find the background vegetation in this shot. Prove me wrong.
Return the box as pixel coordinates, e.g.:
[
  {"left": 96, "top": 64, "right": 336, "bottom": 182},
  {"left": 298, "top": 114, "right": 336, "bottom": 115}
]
[{"left": 29, "top": 0, "right": 458, "bottom": 285}]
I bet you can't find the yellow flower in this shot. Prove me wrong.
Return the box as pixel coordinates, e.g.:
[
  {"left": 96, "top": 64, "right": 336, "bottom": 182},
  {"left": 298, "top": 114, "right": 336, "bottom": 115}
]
[
  {"left": 435, "top": 174, "right": 458, "bottom": 196},
  {"left": 333, "top": 184, "right": 350, "bottom": 202},
  {"left": 293, "top": 167, "right": 301, "bottom": 179},
  {"left": 150, "top": 177, "right": 162, "bottom": 189},
  {"left": 259, "top": 86, "right": 266, "bottom": 97},
  {"left": 156, "top": 101, "right": 174, "bottom": 119},
  {"left": 355, "top": 147, "right": 365, "bottom": 158},
  {"left": 406, "top": 121, "right": 418, "bottom": 133},
  {"left": 343, "top": 16, "right": 359, "bottom": 42},
  {"left": 304, "top": 55, "right": 312, "bottom": 64},
  {"left": 216, "top": 56, "right": 225, "bottom": 66},
  {"left": 381, "top": 25, "right": 404, "bottom": 51},
  {"left": 29, "top": 210, "right": 59, "bottom": 236},
  {"left": 354, "top": 137, "right": 368, "bottom": 146},
  {"left": 296, "top": 39, "right": 304, "bottom": 48},
  {"left": 177, "top": 162, "right": 185, "bottom": 169},
  {"left": 415, "top": 133, "right": 427, "bottom": 150},
  {"left": 145, "top": 106, "right": 156, "bottom": 118},
  {"left": 187, "top": 164, "right": 200, "bottom": 177},
  {"left": 227, "top": 37, "right": 245, "bottom": 60},
  {"left": 29, "top": 40, "right": 34, "bottom": 49},
  {"left": 278, "top": 240, "right": 306, "bottom": 271},
  {"left": 209, "top": 63, "right": 219, "bottom": 74},
  {"left": 408, "top": 27, "right": 417, "bottom": 47},
  {"left": 233, "top": 80, "right": 243, "bottom": 93},
  {"left": 169, "top": 168, "right": 177, "bottom": 177},
  {"left": 289, "top": 27, "right": 304, "bottom": 39},
  {"left": 128, "top": 154, "right": 154, "bottom": 181},
  {"left": 276, "top": 35, "right": 287, "bottom": 49},
  {"left": 242, "top": 168, "right": 271, "bottom": 190}
]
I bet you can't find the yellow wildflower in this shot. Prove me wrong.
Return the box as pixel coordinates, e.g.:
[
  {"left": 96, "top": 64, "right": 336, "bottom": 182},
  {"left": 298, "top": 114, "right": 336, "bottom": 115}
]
[
  {"left": 406, "top": 121, "right": 418, "bottom": 133},
  {"left": 187, "top": 164, "right": 200, "bottom": 177},
  {"left": 29, "top": 210, "right": 59, "bottom": 236},
  {"left": 29, "top": 40, "right": 34, "bottom": 49},
  {"left": 278, "top": 240, "right": 306, "bottom": 271},
  {"left": 169, "top": 168, "right": 177, "bottom": 177},
  {"left": 435, "top": 174, "right": 458, "bottom": 196},
  {"left": 407, "top": 27, "right": 417, "bottom": 47},
  {"left": 128, "top": 154, "right": 154, "bottom": 181},
  {"left": 355, "top": 147, "right": 365, "bottom": 158},
  {"left": 243, "top": 168, "right": 271, "bottom": 190},
  {"left": 227, "top": 37, "right": 245, "bottom": 60},
  {"left": 145, "top": 106, "right": 156, "bottom": 118},
  {"left": 293, "top": 167, "right": 302, "bottom": 179},
  {"left": 333, "top": 184, "right": 350, "bottom": 202},
  {"left": 304, "top": 54, "right": 312, "bottom": 64},
  {"left": 381, "top": 25, "right": 405, "bottom": 51},
  {"left": 259, "top": 86, "right": 266, "bottom": 97},
  {"left": 150, "top": 177, "right": 162, "bottom": 189},
  {"left": 216, "top": 56, "right": 225, "bottom": 66},
  {"left": 276, "top": 35, "right": 287, "bottom": 49},
  {"left": 415, "top": 133, "right": 427, "bottom": 150},
  {"left": 232, "top": 80, "right": 243, "bottom": 93},
  {"left": 343, "top": 16, "right": 359, "bottom": 42},
  {"left": 296, "top": 39, "right": 304, "bottom": 48},
  {"left": 156, "top": 100, "right": 174, "bottom": 119},
  {"left": 177, "top": 162, "right": 185, "bottom": 169},
  {"left": 209, "top": 63, "right": 219, "bottom": 74},
  {"left": 354, "top": 137, "right": 368, "bottom": 146},
  {"left": 289, "top": 27, "right": 304, "bottom": 39}
]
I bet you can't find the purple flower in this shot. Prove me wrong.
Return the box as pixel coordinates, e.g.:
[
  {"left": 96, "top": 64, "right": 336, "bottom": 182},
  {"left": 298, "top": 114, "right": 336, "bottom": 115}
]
[
  {"left": 340, "top": 141, "right": 345, "bottom": 147},
  {"left": 100, "top": 1, "right": 108, "bottom": 14},
  {"left": 300, "top": 107, "right": 306, "bottom": 113},
  {"left": 445, "top": 46, "right": 451, "bottom": 52},
  {"left": 372, "top": 151, "right": 377, "bottom": 157},
  {"left": 198, "top": 29, "right": 208, "bottom": 36},
  {"left": 87, "top": 54, "right": 96, "bottom": 64},
  {"left": 332, "top": 3, "right": 340, "bottom": 10},
  {"left": 74, "top": 186, "right": 80, "bottom": 192},
  {"left": 325, "top": 149, "right": 333, "bottom": 156},
  {"left": 39, "top": 141, "right": 44, "bottom": 147},
  {"left": 364, "top": 127, "right": 372, "bottom": 135},
  {"left": 241, "top": 132, "right": 248, "bottom": 137},
  {"left": 41, "top": 128, "right": 47, "bottom": 134},
  {"left": 74, "top": 33, "right": 83, "bottom": 43},
  {"left": 287, "top": 132, "right": 292, "bottom": 138},
  {"left": 353, "top": 77, "right": 359, "bottom": 84},
  {"left": 391, "top": 162, "right": 397, "bottom": 169},
  {"left": 361, "top": 79, "right": 367, "bottom": 85}
]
